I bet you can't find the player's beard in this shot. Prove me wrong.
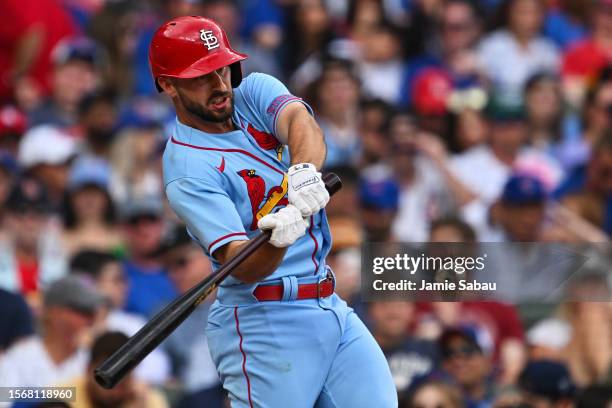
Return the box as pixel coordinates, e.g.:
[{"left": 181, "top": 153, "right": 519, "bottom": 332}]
[{"left": 178, "top": 89, "right": 234, "bottom": 123}]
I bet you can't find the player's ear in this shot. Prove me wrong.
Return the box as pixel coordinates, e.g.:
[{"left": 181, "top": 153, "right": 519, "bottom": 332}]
[{"left": 158, "top": 77, "right": 178, "bottom": 98}]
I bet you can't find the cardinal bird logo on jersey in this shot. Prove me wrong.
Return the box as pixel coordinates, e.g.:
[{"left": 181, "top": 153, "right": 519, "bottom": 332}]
[
  {"left": 237, "top": 169, "right": 289, "bottom": 230},
  {"left": 247, "top": 124, "right": 284, "bottom": 161}
]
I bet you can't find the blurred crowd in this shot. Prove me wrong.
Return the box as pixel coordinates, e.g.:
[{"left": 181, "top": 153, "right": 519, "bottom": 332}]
[{"left": 0, "top": 0, "right": 611, "bottom": 407}]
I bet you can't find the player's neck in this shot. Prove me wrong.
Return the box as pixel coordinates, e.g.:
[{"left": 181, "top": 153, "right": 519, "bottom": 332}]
[{"left": 177, "top": 110, "right": 235, "bottom": 134}]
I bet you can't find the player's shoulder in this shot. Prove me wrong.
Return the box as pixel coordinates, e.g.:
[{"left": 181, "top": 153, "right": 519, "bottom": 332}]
[
  {"left": 234, "top": 72, "right": 287, "bottom": 99},
  {"left": 162, "top": 133, "right": 221, "bottom": 186}
]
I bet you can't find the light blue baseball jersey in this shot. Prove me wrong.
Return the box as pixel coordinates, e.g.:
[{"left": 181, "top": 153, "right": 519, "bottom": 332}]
[{"left": 163, "top": 73, "right": 332, "bottom": 297}]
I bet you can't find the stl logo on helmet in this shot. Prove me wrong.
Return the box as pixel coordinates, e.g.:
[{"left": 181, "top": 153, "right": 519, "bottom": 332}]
[{"left": 200, "top": 30, "right": 220, "bottom": 50}]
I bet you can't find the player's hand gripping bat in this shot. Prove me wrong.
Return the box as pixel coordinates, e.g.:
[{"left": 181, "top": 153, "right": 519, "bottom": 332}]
[{"left": 94, "top": 173, "right": 342, "bottom": 389}]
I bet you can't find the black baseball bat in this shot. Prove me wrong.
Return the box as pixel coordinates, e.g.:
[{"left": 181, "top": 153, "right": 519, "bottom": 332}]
[{"left": 94, "top": 173, "right": 342, "bottom": 389}]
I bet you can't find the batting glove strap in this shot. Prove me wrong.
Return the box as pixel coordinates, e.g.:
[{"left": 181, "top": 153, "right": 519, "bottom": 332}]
[
  {"left": 257, "top": 204, "right": 309, "bottom": 248},
  {"left": 287, "top": 163, "right": 330, "bottom": 217}
]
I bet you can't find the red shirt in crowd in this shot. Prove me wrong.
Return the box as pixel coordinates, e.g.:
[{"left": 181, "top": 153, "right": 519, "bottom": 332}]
[{"left": 0, "top": 0, "right": 76, "bottom": 102}]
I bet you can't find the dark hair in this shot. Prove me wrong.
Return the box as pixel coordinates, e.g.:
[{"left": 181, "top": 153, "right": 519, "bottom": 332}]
[
  {"left": 494, "top": 0, "right": 545, "bottom": 30},
  {"left": 90, "top": 331, "right": 128, "bottom": 364},
  {"left": 61, "top": 187, "right": 116, "bottom": 230},
  {"left": 70, "top": 250, "right": 119, "bottom": 278},
  {"left": 443, "top": 0, "right": 485, "bottom": 23},
  {"left": 576, "top": 385, "right": 612, "bottom": 408},
  {"left": 78, "top": 89, "right": 116, "bottom": 117},
  {"left": 430, "top": 216, "right": 477, "bottom": 242}
]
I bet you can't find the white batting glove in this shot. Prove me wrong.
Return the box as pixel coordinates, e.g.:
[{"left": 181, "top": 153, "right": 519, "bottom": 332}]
[
  {"left": 287, "top": 163, "right": 330, "bottom": 217},
  {"left": 258, "top": 204, "right": 309, "bottom": 248}
]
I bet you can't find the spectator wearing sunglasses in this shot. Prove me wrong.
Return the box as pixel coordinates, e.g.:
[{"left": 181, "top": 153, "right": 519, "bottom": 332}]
[
  {"left": 120, "top": 197, "right": 176, "bottom": 318},
  {"left": 438, "top": 327, "right": 495, "bottom": 408}
]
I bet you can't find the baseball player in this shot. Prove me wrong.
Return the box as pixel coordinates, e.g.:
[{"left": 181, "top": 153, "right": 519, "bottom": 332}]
[{"left": 150, "top": 16, "right": 397, "bottom": 408}]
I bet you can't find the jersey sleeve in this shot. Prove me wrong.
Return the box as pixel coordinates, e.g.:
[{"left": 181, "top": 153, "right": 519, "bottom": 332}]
[
  {"left": 166, "top": 177, "right": 248, "bottom": 256},
  {"left": 239, "top": 73, "right": 313, "bottom": 142}
]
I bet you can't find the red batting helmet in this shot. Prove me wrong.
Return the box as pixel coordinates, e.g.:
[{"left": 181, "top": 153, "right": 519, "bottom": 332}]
[{"left": 149, "top": 16, "right": 248, "bottom": 92}]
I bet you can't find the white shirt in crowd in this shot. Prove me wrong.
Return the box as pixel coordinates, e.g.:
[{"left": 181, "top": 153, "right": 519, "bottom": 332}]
[
  {"left": 477, "top": 30, "right": 559, "bottom": 107},
  {"left": 0, "top": 337, "right": 87, "bottom": 390}
]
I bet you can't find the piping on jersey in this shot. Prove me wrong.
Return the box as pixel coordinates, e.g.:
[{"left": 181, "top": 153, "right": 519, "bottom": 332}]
[
  {"left": 171, "top": 136, "right": 321, "bottom": 275},
  {"left": 234, "top": 307, "right": 254, "bottom": 408}
]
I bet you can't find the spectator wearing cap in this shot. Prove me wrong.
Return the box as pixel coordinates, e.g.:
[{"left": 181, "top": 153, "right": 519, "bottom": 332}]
[
  {"left": 0, "top": 178, "right": 67, "bottom": 308},
  {"left": 359, "top": 168, "right": 400, "bottom": 242},
  {"left": 477, "top": 0, "right": 559, "bottom": 110},
  {"left": 17, "top": 125, "right": 79, "bottom": 207},
  {"left": 518, "top": 360, "right": 576, "bottom": 408},
  {"left": 438, "top": 327, "right": 496, "bottom": 408},
  {"left": 70, "top": 250, "right": 170, "bottom": 386},
  {"left": 65, "top": 331, "right": 169, "bottom": 408},
  {"left": 306, "top": 58, "right": 362, "bottom": 168},
  {"left": 77, "top": 90, "right": 119, "bottom": 162},
  {"left": 61, "top": 158, "right": 124, "bottom": 257},
  {"left": 120, "top": 197, "right": 177, "bottom": 318},
  {"left": 28, "top": 37, "right": 101, "bottom": 128},
  {"left": 368, "top": 301, "right": 440, "bottom": 404},
  {"left": 0, "top": 276, "right": 103, "bottom": 389},
  {"left": 449, "top": 102, "right": 562, "bottom": 239},
  {"left": 0, "top": 104, "right": 27, "bottom": 156},
  {"left": 156, "top": 225, "right": 221, "bottom": 397},
  {"left": 0, "top": 0, "right": 76, "bottom": 105},
  {"left": 489, "top": 173, "right": 548, "bottom": 242}
]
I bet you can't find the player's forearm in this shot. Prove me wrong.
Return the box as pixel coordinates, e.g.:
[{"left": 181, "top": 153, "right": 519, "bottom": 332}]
[
  {"left": 216, "top": 240, "right": 287, "bottom": 283},
  {"left": 286, "top": 109, "right": 326, "bottom": 169}
]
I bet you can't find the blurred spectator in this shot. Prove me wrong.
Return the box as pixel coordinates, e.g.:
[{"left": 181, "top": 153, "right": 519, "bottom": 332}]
[
  {"left": 0, "top": 178, "right": 67, "bottom": 307},
  {"left": 28, "top": 38, "right": 101, "bottom": 127},
  {"left": 70, "top": 250, "right": 170, "bottom": 385},
  {"left": 401, "top": 0, "right": 484, "bottom": 107},
  {"left": 156, "top": 225, "right": 220, "bottom": 394},
  {"left": 0, "top": 152, "right": 17, "bottom": 216},
  {"left": 411, "top": 68, "right": 454, "bottom": 136},
  {"left": 0, "top": 104, "right": 27, "bottom": 155},
  {"left": 488, "top": 174, "right": 548, "bottom": 242},
  {"left": 450, "top": 105, "right": 561, "bottom": 237},
  {"left": 308, "top": 58, "right": 362, "bottom": 167},
  {"left": 0, "top": 288, "right": 34, "bottom": 353},
  {"left": 358, "top": 23, "right": 406, "bottom": 103},
  {"left": 67, "top": 331, "right": 169, "bottom": 408},
  {"left": 574, "top": 76, "right": 612, "bottom": 160},
  {"left": 407, "top": 380, "right": 465, "bottom": 408},
  {"left": 562, "top": 302, "right": 612, "bottom": 386},
  {"left": 524, "top": 73, "right": 564, "bottom": 151},
  {"left": 358, "top": 167, "right": 400, "bottom": 241},
  {"left": 561, "top": 0, "right": 612, "bottom": 98},
  {"left": 518, "top": 360, "right": 576, "bottom": 408},
  {"left": 477, "top": 0, "right": 559, "bottom": 109},
  {"left": 109, "top": 125, "right": 164, "bottom": 204},
  {"left": 283, "top": 0, "right": 336, "bottom": 76},
  {"left": 446, "top": 87, "right": 489, "bottom": 153},
  {"left": 369, "top": 301, "right": 439, "bottom": 403},
  {"left": 87, "top": 2, "right": 140, "bottom": 99},
  {"left": 389, "top": 113, "right": 456, "bottom": 242},
  {"left": 61, "top": 158, "right": 123, "bottom": 256},
  {"left": 0, "top": 0, "right": 76, "bottom": 105},
  {"left": 77, "top": 90, "right": 119, "bottom": 161},
  {"left": 120, "top": 197, "right": 176, "bottom": 317},
  {"left": 359, "top": 99, "right": 394, "bottom": 166},
  {"left": 0, "top": 276, "right": 102, "bottom": 387},
  {"left": 558, "top": 131, "right": 612, "bottom": 237},
  {"left": 17, "top": 125, "right": 79, "bottom": 207},
  {"left": 438, "top": 327, "right": 496, "bottom": 408}
]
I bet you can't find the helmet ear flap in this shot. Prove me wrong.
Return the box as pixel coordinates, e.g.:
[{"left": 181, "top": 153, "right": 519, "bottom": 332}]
[{"left": 230, "top": 62, "right": 242, "bottom": 88}]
